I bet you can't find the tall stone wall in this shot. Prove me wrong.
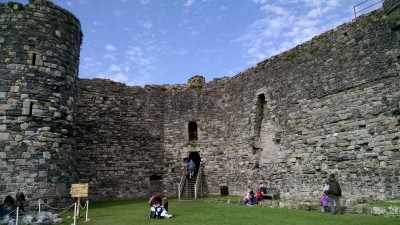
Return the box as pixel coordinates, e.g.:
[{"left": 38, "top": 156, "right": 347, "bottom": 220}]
[
  {"left": 211, "top": 6, "right": 400, "bottom": 202},
  {"left": 0, "top": 0, "right": 82, "bottom": 206},
  {"left": 76, "top": 2, "right": 400, "bottom": 204},
  {"left": 75, "top": 79, "right": 168, "bottom": 199},
  {"left": 0, "top": 0, "right": 398, "bottom": 207}
]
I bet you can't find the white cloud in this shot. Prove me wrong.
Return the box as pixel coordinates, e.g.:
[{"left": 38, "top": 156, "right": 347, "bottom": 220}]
[
  {"left": 260, "top": 5, "right": 287, "bottom": 16},
  {"left": 109, "top": 64, "right": 121, "bottom": 72},
  {"left": 184, "top": 0, "right": 196, "bottom": 7},
  {"left": 125, "top": 46, "right": 153, "bottom": 66},
  {"left": 143, "top": 20, "right": 153, "bottom": 29},
  {"left": 104, "top": 54, "right": 117, "bottom": 61},
  {"left": 140, "top": 0, "right": 150, "bottom": 5},
  {"left": 106, "top": 44, "right": 117, "bottom": 51},
  {"left": 236, "top": 0, "right": 350, "bottom": 68},
  {"left": 126, "top": 47, "right": 143, "bottom": 57},
  {"left": 99, "top": 72, "right": 129, "bottom": 83},
  {"left": 82, "top": 57, "right": 101, "bottom": 68},
  {"left": 66, "top": 2, "right": 73, "bottom": 7},
  {"left": 114, "top": 10, "right": 125, "bottom": 16},
  {"left": 251, "top": 0, "right": 268, "bottom": 4},
  {"left": 191, "top": 30, "right": 199, "bottom": 36},
  {"left": 93, "top": 21, "right": 102, "bottom": 26},
  {"left": 126, "top": 72, "right": 153, "bottom": 86}
]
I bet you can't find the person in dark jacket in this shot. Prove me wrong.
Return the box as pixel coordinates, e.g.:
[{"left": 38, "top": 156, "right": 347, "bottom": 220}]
[{"left": 327, "top": 173, "right": 342, "bottom": 214}]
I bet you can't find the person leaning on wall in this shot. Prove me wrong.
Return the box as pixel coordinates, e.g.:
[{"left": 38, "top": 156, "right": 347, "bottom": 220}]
[{"left": 326, "top": 173, "right": 342, "bottom": 214}]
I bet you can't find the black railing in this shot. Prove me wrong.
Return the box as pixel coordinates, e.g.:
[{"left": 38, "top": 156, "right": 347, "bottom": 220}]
[{"left": 354, "top": 0, "right": 384, "bottom": 18}]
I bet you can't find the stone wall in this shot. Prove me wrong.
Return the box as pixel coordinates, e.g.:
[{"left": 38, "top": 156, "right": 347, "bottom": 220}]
[
  {"left": 75, "top": 2, "right": 400, "bottom": 204},
  {"left": 75, "top": 79, "right": 167, "bottom": 199},
  {"left": 0, "top": 0, "right": 82, "bottom": 206},
  {"left": 0, "top": 0, "right": 399, "bottom": 208}
]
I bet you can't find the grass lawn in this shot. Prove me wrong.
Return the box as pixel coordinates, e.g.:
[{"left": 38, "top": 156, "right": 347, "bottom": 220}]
[{"left": 58, "top": 197, "right": 399, "bottom": 225}]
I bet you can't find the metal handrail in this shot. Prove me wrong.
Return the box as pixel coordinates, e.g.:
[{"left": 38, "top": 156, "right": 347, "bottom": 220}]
[
  {"left": 354, "top": 0, "right": 383, "bottom": 18},
  {"left": 178, "top": 168, "right": 187, "bottom": 200},
  {"left": 194, "top": 163, "right": 203, "bottom": 199}
]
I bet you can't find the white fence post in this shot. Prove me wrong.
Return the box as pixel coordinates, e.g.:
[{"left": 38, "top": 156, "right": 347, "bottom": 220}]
[
  {"left": 16, "top": 207, "right": 19, "bottom": 225},
  {"left": 85, "top": 200, "right": 89, "bottom": 222},
  {"left": 73, "top": 202, "right": 77, "bottom": 225}
]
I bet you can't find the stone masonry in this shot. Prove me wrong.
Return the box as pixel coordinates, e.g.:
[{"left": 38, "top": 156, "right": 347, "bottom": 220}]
[
  {"left": 0, "top": 0, "right": 399, "bottom": 209},
  {"left": 0, "top": 0, "right": 81, "bottom": 206}
]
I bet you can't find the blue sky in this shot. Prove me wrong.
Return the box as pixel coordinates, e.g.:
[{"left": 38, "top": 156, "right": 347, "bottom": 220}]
[{"left": 10, "top": 0, "right": 383, "bottom": 86}]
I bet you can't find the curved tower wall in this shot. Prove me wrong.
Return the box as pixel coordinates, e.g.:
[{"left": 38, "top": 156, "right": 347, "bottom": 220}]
[{"left": 0, "top": 0, "right": 82, "bottom": 205}]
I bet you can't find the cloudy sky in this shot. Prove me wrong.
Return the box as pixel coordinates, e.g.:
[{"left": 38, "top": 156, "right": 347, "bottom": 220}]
[{"left": 12, "top": 0, "right": 383, "bottom": 86}]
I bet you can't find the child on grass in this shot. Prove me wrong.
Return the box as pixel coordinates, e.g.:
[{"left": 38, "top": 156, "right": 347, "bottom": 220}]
[{"left": 320, "top": 191, "right": 330, "bottom": 213}]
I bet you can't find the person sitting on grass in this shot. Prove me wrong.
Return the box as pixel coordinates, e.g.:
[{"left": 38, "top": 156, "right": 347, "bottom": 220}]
[
  {"left": 161, "top": 196, "right": 172, "bottom": 219},
  {"left": 256, "top": 189, "right": 263, "bottom": 202},
  {"left": 243, "top": 189, "right": 257, "bottom": 206}
]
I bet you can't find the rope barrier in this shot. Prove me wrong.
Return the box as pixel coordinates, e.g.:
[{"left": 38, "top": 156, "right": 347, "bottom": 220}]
[
  {"left": 79, "top": 200, "right": 88, "bottom": 210},
  {"left": 0, "top": 208, "right": 17, "bottom": 221},
  {"left": 0, "top": 198, "right": 89, "bottom": 225},
  {"left": 39, "top": 200, "right": 76, "bottom": 212},
  {"left": 57, "top": 203, "right": 77, "bottom": 215}
]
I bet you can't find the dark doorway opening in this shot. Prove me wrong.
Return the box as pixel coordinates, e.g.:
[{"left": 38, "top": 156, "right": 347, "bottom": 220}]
[
  {"left": 188, "top": 121, "right": 198, "bottom": 141},
  {"left": 150, "top": 175, "right": 162, "bottom": 180},
  {"left": 188, "top": 152, "right": 201, "bottom": 173},
  {"left": 149, "top": 174, "right": 163, "bottom": 196}
]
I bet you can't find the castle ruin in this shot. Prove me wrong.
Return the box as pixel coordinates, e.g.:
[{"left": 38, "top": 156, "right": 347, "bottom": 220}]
[{"left": 0, "top": 0, "right": 399, "bottom": 208}]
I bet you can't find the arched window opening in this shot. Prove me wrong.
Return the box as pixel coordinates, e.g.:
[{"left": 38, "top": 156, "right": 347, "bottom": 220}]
[
  {"left": 150, "top": 175, "right": 162, "bottom": 181},
  {"left": 253, "top": 94, "right": 266, "bottom": 149},
  {"left": 188, "top": 121, "right": 198, "bottom": 141},
  {"left": 255, "top": 94, "right": 266, "bottom": 135}
]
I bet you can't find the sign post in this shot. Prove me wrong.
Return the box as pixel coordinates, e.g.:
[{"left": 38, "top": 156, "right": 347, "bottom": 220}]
[{"left": 70, "top": 183, "right": 89, "bottom": 218}]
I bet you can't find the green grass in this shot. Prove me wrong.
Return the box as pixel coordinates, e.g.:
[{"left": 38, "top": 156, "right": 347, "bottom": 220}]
[
  {"left": 58, "top": 197, "right": 400, "bottom": 225},
  {"left": 369, "top": 201, "right": 400, "bottom": 207}
]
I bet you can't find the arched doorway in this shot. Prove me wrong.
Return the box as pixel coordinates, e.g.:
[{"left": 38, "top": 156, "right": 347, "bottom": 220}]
[{"left": 188, "top": 152, "right": 201, "bottom": 173}]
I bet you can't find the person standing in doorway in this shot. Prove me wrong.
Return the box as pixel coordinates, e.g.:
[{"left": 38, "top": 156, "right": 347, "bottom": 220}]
[
  {"left": 327, "top": 173, "right": 342, "bottom": 214},
  {"left": 187, "top": 159, "right": 196, "bottom": 178}
]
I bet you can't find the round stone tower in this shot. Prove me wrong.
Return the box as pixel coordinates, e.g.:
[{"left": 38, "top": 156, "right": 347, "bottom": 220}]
[{"left": 0, "top": 0, "right": 82, "bottom": 206}]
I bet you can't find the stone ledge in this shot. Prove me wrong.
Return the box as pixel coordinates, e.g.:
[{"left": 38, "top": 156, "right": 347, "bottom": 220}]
[{"left": 208, "top": 198, "right": 400, "bottom": 217}]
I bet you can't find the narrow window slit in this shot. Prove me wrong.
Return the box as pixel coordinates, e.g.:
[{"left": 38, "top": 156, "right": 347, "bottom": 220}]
[{"left": 32, "top": 53, "right": 36, "bottom": 65}]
